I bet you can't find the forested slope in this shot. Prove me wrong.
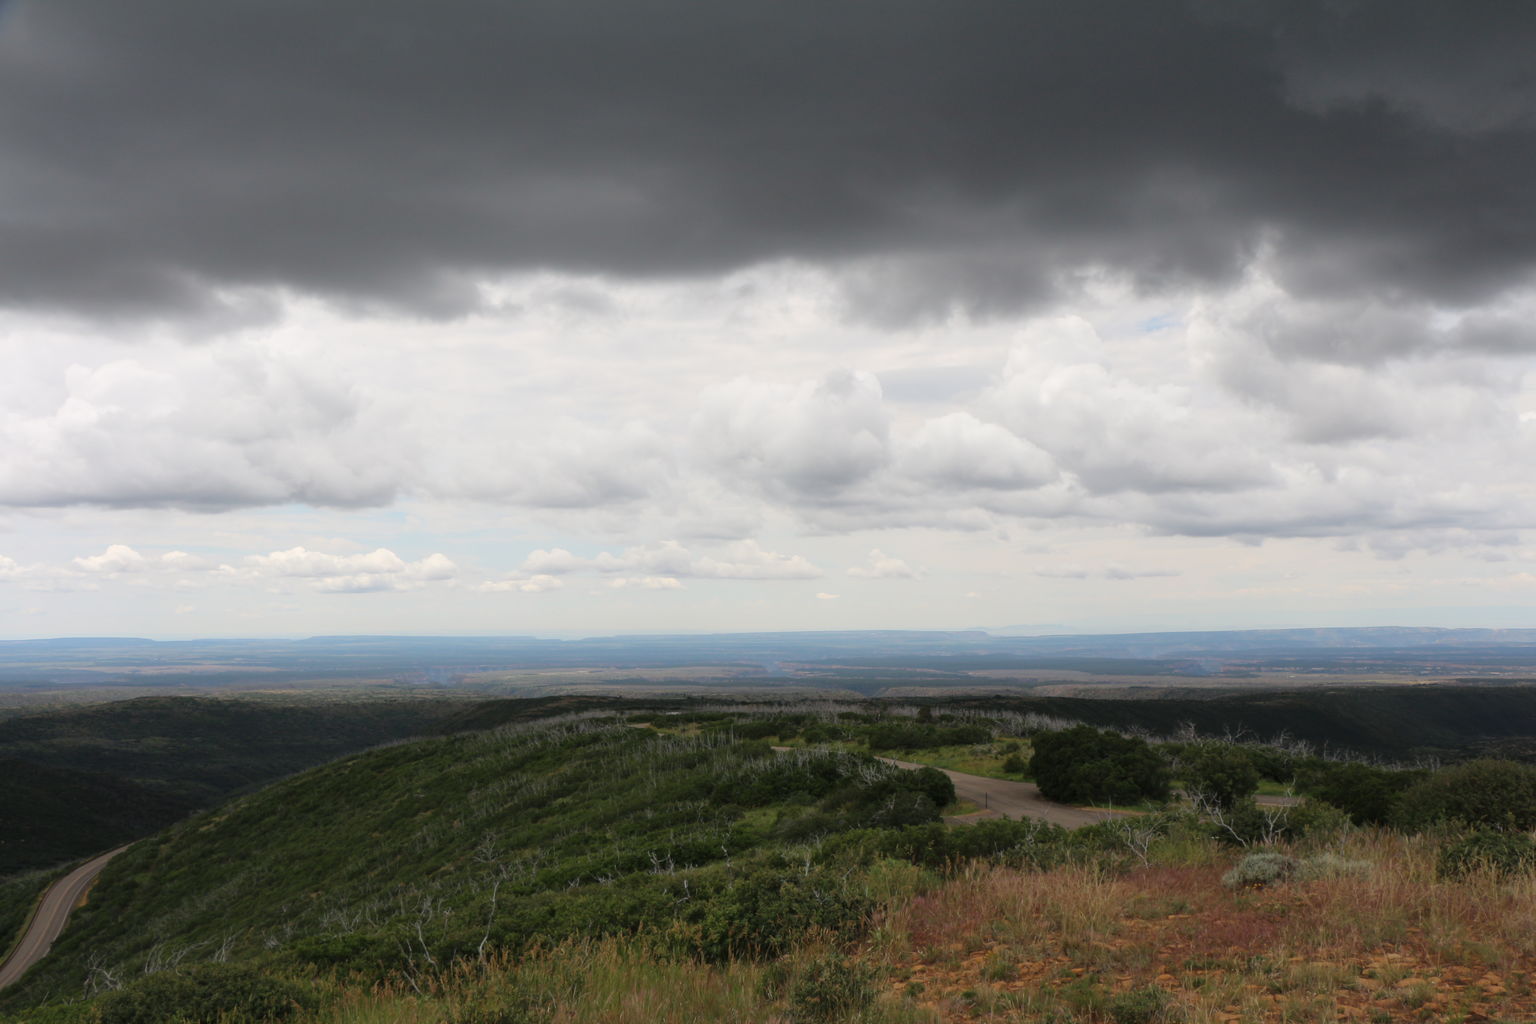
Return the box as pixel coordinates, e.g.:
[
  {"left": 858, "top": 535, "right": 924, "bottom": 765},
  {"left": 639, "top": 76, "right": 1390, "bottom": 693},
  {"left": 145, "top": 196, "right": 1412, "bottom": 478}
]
[{"left": 0, "top": 719, "right": 947, "bottom": 1008}]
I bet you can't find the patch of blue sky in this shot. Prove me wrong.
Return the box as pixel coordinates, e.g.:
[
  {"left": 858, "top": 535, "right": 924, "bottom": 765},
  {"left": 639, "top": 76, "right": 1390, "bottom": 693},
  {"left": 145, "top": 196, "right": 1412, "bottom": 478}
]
[{"left": 1137, "top": 313, "right": 1180, "bottom": 334}]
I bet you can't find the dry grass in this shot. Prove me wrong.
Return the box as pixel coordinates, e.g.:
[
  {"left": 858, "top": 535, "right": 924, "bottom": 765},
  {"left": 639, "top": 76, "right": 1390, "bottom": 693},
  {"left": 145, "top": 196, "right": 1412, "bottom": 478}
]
[
  {"left": 290, "top": 831, "right": 1536, "bottom": 1024},
  {"left": 313, "top": 942, "right": 769, "bottom": 1024},
  {"left": 307, "top": 938, "right": 939, "bottom": 1024},
  {"left": 874, "top": 831, "right": 1536, "bottom": 1022}
]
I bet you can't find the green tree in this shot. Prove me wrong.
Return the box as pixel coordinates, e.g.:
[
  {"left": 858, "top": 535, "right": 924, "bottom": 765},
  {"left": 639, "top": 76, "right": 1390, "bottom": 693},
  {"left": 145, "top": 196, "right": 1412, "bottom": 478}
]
[
  {"left": 1295, "top": 760, "right": 1413, "bottom": 826},
  {"left": 1181, "top": 744, "right": 1260, "bottom": 810},
  {"left": 1394, "top": 759, "right": 1536, "bottom": 832},
  {"left": 909, "top": 766, "right": 956, "bottom": 809},
  {"left": 1437, "top": 829, "right": 1536, "bottom": 878},
  {"left": 1029, "top": 726, "right": 1169, "bottom": 806}
]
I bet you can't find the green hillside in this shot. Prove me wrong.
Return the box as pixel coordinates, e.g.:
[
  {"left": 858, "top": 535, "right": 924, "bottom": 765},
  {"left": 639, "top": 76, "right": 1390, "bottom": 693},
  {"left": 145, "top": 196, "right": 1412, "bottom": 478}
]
[
  {"left": 0, "top": 717, "right": 949, "bottom": 1010},
  {"left": 7, "top": 698, "right": 1536, "bottom": 1023}
]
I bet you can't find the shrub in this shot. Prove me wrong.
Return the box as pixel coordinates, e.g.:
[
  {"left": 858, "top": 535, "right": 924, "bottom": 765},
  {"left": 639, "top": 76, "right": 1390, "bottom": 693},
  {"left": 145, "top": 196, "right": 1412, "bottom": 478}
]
[
  {"left": 909, "top": 766, "right": 956, "bottom": 809},
  {"left": 1295, "top": 760, "right": 1413, "bottom": 826},
  {"left": 1206, "top": 797, "right": 1352, "bottom": 849},
  {"left": 1437, "top": 829, "right": 1536, "bottom": 879},
  {"left": 692, "top": 867, "right": 874, "bottom": 961},
  {"left": 1180, "top": 744, "right": 1260, "bottom": 810},
  {"left": 1001, "top": 753, "right": 1029, "bottom": 776},
  {"left": 1243, "top": 745, "right": 1298, "bottom": 785},
  {"left": 863, "top": 791, "right": 939, "bottom": 828},
  {"left": 787, "top": 953, "right": 876, "bottom": 1023},
  {"left": 287, "top": 932, "right": 386, "bottom": 970},
  {"left": 1030, "top": 726, "right": 1169, "bottom": 806},
  {"left": 813, "top": 767, "right": 948, "bottom": 829},
  {"left": 1222, "top": 850, "right": 1370, "bottom": 887},
  {"left": 821, "top": 819, "right": 1068, "bottom": 871},
  {"left": 1207, "top": 798, "right": 1290, "bottom": 847},
  {"left": 1282, "top": 799, "right": 1353, "bottom": 846},
  {"left": 97, "top": 964, "right": 314, "bottom": 1024},
  {"left": 1395, "top": 759, "right": 1536, "bottom": 832},
  {"left": 1108, "top": 985, "right": 1170, "bottom": 1024},
  {"left": 1222, "top": 851, "right": 1297, "bottom": 888}
]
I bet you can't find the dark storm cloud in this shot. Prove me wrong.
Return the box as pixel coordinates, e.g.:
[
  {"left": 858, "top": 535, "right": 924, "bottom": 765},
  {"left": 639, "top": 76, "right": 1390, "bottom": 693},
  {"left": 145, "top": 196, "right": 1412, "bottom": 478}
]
[{"left": 3, "top": 0, "right": 1536, "bottom": 323}]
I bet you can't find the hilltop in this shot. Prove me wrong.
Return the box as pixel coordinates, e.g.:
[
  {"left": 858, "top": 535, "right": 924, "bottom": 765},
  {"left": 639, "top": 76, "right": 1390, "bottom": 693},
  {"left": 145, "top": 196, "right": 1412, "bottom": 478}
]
[
  {"left": 4, "top": 697, "right": 1536, "bottom": 1022},
  {"left": 0, "top": 712, "right": 954, "bottom": 1010}
]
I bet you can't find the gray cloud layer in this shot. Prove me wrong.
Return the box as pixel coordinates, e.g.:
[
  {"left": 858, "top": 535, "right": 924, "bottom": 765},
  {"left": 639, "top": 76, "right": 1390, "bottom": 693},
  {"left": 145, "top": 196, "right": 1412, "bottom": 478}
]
[{"left": 4, "top": 1, "right": 1536, "bottom": 323}]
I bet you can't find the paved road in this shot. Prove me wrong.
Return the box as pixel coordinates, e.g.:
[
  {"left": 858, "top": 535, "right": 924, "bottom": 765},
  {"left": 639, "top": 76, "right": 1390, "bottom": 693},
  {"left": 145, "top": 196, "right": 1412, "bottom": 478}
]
[{"left": 0, "top": 846, "right": 127, "bottom": 991}]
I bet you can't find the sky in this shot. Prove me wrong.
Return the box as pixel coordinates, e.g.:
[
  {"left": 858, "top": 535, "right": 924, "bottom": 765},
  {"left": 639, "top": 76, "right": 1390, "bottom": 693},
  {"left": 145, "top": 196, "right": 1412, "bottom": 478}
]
[{"left": 5, "top": 1, "right": 1536, "bottom": 639}]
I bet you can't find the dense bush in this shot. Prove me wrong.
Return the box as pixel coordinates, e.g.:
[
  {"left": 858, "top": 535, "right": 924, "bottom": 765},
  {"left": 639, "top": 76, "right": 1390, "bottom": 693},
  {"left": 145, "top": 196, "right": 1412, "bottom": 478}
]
[
  {"left": 1281, "top": 799, "right": 1354, "bottom": 846},
  {"left": 862, "top": 791, "right": 940, "bottom": 828},
  {"left": 1030, "top": 726, "right": 1169, "bottom": 806},
  {"left": 776, "top": 758, "right": 951, "bottom": 832},
  {"left": 97, "top": 964, "right": 313, "bottom": 1024},
  {"left": 1178, "top": 744, "right": 1260, "bottom": 810},
  {"left": 822, "top": 818, "right": 1067, "bottom": 871},
  {"left": 1394, "top": 759, "right": 1536, "bottom": 832},
  {"left": 722, "top": 749, "right": 911, "bottom": 809},
  {"left": 1294, "top": 760, "right": 1414, "bottom": 826},
  {"left": 908, "top": 766, "right": 956, "bottom": 809},
  {"left": 786, "top": 953, "right": 876, "bottom": 1023},
  {"left": 691, "top": 866, "right": 874, "bottom": 961},
  {"left": 1437, "top": 829, "right": 1536, "bottom": 879},
  {"left": 800, "top": 723, "right": 845, "bottom": 744},
  {"left": 1241, "top": 745, "right": 1299, "bottom": 786}
]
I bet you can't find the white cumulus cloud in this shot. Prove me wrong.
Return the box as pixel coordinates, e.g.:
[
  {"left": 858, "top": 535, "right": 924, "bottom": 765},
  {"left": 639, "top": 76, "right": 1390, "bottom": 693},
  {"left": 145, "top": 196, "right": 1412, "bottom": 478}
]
[
  {"left": 227, "top": 546, "right": 459, "bottom": 593},
  {"left": 72, "top": 544, "right": 149, "bottom": 574},
  {"left": 520, "top": 539, "right": 822, "bottom": 580},
  {"left": 847, "top": 549, "right": 918, "bottom": 579},
  {"left": 607, "top": 576, "right": 684, "bottom": 590},
  {"left": 693, "top": 369, "right": 890, "bottom": 497}
]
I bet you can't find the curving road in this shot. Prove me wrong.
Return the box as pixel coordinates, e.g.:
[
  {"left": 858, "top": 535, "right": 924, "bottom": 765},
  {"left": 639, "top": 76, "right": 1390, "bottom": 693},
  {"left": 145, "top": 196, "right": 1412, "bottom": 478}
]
[{"left": 0, "top": 846, "right": 127, "bottom": 991}]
